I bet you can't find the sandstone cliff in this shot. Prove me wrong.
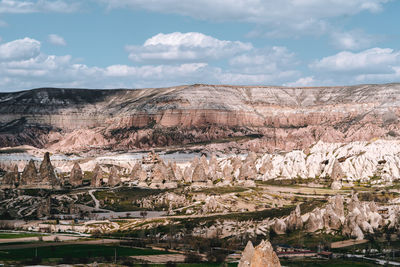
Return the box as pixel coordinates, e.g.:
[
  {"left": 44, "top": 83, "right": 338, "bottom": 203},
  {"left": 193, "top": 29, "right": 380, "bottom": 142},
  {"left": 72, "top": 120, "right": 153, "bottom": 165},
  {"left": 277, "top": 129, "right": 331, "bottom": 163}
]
[{"left": 2, "top": 83, "right": 400, "bottom": 152}]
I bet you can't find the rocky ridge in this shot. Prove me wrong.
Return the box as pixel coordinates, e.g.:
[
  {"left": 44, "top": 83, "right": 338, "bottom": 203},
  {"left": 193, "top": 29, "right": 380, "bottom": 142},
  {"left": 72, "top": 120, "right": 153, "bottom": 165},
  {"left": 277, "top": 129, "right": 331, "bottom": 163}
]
[{"left": 2, "top": 83, "right": 400, "bottom": 152}]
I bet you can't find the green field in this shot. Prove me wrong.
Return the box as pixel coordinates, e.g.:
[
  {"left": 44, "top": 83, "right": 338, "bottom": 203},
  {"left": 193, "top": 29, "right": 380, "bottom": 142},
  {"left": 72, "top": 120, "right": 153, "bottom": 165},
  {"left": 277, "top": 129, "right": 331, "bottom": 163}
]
[
  {"left": 0, "top": 244, "right": 171, "bottom": 261},
  {"left": 94, "top": 187, "right": 166, "bottom": 211},
  {"left": 0, "top": 232, "right": 43, "bottom": 239}
]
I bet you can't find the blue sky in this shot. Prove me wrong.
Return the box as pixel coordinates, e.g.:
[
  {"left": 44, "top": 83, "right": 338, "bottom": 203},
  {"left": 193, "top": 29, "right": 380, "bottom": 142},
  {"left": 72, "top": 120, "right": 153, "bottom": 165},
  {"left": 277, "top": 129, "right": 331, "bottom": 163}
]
[{"left": 0, "top": 0, "right": 399, "bottom": 91}]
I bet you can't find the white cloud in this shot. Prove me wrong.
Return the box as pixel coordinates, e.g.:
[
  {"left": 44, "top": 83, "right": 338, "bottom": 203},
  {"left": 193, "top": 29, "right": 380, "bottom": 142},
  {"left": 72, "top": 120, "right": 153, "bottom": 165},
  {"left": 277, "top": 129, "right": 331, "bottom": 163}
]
[
  {"left": 310, "top": 48, "right": 399, "bottom": 73},
  {"left": 331, "top": 30, "right": 376, "bottom": 50},
  {"left": 309, "top": 47, "right": 400, "bottom": 85},
  {"left": 48, "top": 34, "right": 66, "bottom": 46},
  {"left": 99, "top": 0, "right": 389, "bottom": 36},
  {"left": 229, "top": 46, "right": 298, "bottom": 74},
  {"left": 0, "top": 35, "right": 304, "bottom": 91},
  {"left": 0, "top": 0, "right": 79, "bottom": 13},
  {"left": 126, "top": 32, "right": 252, "bottom": 63},
  {"left": 0, "top": 37, "right": 40, "bottom": 61},
  {"left": 284, "top": 76, "right": 315, "bottom": 87}
]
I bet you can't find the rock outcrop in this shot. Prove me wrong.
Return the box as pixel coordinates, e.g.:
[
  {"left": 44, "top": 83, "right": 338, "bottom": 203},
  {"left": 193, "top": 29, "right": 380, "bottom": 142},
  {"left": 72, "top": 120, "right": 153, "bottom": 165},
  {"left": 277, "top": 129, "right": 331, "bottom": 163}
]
[
  {"left": 69, "top": 162, "right": 83, "bottom": 187},
  {"left": 108, "top": 166, "right": 120, "bottom": 187},
  {"left": 91, "top": 164, "right": 103, "bottom": 187},
  {"left": 38, "top": 152, "right": 61, "bottom": 189},
  {"left": 3, "top": 84, "right": 400, "bottom": 153},
  {"left": 1, "top": 165, "right": 19, "bottom": 188},
  {"left": 331, "top": 160, "right": 344, "bottom": 190},
  {"left": 20, "top": 160, "right": 38, "bottom": 187},
  {"left": 238, "top": 240, "right": 281, "bottom": 267},
  {"left": 287, "top": 204, "right": 303, "bottom": 232}
]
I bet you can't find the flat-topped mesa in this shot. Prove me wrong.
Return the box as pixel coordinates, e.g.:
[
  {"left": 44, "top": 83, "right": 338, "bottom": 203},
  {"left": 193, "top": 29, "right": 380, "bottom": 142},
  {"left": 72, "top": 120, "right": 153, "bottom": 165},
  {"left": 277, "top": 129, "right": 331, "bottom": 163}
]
[{"left": 69, "top": 162, "right": 83, "bottom": 187}]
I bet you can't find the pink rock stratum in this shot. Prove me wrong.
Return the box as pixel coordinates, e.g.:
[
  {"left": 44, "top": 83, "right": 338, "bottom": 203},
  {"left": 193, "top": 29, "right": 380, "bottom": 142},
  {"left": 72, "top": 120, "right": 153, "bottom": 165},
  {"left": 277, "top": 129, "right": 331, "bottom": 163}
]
[{"left": 1, "top": 83, "right": 400, "bottom": 152}]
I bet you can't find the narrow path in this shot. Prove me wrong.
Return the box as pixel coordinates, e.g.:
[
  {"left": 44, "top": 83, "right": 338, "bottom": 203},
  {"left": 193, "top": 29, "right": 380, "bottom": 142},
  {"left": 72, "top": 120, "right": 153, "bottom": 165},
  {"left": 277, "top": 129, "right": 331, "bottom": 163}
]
[{"left": 88, "top": 189, "right": 100, "bottom": 210}]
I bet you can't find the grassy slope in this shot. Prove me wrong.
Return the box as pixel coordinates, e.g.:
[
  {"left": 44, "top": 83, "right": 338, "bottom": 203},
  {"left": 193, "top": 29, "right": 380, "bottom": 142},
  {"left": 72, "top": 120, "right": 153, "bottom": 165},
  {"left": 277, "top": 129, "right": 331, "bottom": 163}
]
[
  {"left": 0, "top": 244, "right": 171, "bottom": 260},
  {"left": 0, "top": 232, "right": 42, "bottom": 239}
]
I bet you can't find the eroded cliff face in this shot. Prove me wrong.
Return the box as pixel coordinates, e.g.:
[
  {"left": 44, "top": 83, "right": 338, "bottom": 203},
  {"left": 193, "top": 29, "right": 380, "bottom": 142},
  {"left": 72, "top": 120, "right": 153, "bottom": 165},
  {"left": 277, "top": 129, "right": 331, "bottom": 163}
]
[{"left": 1, "top": 83, "right": 400, "bottom": 152}]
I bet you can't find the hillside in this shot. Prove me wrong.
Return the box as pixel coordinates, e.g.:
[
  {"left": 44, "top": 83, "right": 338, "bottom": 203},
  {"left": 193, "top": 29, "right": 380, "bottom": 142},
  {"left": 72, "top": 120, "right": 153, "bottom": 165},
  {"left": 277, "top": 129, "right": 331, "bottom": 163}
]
[{"left": 1, "top": 83, "right": 400, "bottom": 152}]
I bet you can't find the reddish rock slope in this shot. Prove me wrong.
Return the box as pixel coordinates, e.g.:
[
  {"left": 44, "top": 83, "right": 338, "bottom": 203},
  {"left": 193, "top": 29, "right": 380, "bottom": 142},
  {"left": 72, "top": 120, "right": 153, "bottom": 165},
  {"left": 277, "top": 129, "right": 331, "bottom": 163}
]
[{"left": 1, "top": 83, "right": 400, "bottom": 152}]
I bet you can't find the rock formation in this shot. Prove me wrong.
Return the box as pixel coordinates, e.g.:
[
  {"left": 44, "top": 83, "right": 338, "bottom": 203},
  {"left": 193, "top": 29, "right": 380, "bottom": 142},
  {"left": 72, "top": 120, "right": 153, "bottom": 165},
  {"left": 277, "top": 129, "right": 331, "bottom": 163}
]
[
  {"left": 191, "top": 158, "right": 208, "bottom": 183},
  {"left": 1, "top": 165, "right": 19, "bottom": 188},
  {"left": 91, "top": 164, "right": 103, "bottom": 187},
  {"left": 69, "top": 162, "right": 83, "bottom": 187},
  {"left": 286, "top": 204, "right": 303, "bottom": 232},
  {"left": 108, "top": 166, "right": 120, "bottom": 187},
  {"left": 238, "top": 240, "right": 281, "bottom": 267},
  {"left": 331, "top": 159, "right": 344, "bottom": 190},
  {"left": 20, "top": 159, "right": 38, "bottom": 187},
  {"left": 238, "top": 241, "right": 255, "bottom": 267},
  {"left": 3, "top": 84, "right": 400, "bottom": 153},
  {"left": 342, "top": 193, "right": 383, "bottom": 240},
  {"left": 38, "top": 152, "right": 61, "bottom": 189}
]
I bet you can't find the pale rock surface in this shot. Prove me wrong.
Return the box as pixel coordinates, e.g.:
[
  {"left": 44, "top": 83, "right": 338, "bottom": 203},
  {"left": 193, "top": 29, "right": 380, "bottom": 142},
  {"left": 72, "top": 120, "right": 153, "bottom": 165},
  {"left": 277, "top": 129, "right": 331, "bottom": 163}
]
[{"left": 238, "top": 240, "right": 281, "bottom": 267}]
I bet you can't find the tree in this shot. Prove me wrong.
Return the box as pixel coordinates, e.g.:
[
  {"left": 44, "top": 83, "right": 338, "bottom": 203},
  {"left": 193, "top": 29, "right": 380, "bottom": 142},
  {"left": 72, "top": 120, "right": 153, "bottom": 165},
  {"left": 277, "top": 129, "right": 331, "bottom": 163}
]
[{"left": 140, "top": 210, "right": 148, "bottom": 219}]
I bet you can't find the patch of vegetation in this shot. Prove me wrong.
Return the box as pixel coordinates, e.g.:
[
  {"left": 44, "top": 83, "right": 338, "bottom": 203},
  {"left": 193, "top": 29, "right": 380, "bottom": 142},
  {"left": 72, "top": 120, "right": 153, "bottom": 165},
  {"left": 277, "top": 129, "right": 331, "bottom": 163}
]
[
  {"left": 358, "top": 190, "right": 399, "bottom": 202},
  {"left": 256, "top": 177, "right": 330, "bottom": 187},
  {"left": 0, "top": 148, "right": 27, "bottom": 154},
  {"left": 112, "top": 199, "right": 325, "bottom": 238},
  {"left": 271, "top": 230, "right": 345, "bottom": 249},
  {"left": 192, "top": 186, "right": 248, "bottom": 195},
  {"left": 0, "top": 232, "right": 43, "bottom": 239},
  {"left": 94, "top": 187, "right": 166, "bottom": 211},
  {"left": 0, "top": 244, "right": 170, "bottom": 261}
]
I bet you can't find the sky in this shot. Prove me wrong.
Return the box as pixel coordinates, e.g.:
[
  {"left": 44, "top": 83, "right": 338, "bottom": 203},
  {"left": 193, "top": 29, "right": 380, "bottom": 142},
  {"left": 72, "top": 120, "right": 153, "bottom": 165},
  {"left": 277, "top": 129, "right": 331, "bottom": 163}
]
[{"left": 0, "top": 0, "right": 400, "bottom": 91}]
